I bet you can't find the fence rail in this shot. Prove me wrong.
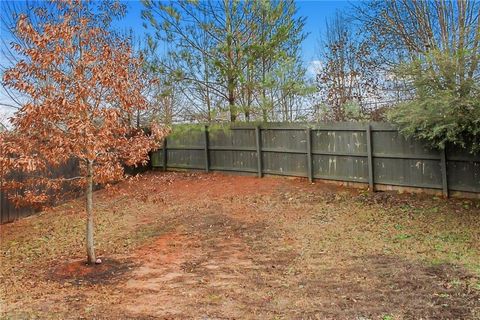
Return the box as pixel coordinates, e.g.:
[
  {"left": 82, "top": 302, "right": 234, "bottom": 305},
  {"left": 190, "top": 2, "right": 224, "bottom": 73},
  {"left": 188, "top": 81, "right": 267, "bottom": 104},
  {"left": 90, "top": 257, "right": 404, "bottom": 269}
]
[{"left": 151, "top": 122, "right": 480, "bottom": 196}]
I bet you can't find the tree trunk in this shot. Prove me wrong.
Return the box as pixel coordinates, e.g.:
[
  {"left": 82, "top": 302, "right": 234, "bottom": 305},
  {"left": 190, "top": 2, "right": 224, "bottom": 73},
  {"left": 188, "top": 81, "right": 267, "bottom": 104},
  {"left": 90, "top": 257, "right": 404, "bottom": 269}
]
[
  {"left": 228, "top": 91, "right": 236, "bottom": 122},
  {"left": 86, "top": 159, "right": 96, "bottom": 264}
]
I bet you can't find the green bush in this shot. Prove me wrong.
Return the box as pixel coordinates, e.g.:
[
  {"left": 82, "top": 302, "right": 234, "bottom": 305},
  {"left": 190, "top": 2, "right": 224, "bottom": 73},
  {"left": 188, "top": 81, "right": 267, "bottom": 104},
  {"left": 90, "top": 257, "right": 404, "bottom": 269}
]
[{"left": 388, "top": 50, "right": 480, "bottom": 154}]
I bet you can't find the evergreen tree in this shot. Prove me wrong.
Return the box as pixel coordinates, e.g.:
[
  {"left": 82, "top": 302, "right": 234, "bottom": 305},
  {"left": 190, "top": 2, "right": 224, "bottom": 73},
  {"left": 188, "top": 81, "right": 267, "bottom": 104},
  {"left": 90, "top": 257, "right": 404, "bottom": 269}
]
[{"left": 142, "top": 0, "right": 309, "bottom": 122}]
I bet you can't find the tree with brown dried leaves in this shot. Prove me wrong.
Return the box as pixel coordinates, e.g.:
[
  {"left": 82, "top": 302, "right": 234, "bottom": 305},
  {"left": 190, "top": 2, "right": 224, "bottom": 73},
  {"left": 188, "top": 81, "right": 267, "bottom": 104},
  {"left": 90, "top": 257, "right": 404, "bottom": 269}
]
[{"left": 1, "top": 0, "right": 166, "bottom": 264}]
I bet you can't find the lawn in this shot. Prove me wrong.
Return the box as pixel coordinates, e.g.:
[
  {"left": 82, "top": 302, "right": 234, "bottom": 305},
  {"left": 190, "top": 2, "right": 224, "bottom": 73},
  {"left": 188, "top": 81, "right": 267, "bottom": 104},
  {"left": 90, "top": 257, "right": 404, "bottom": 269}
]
[{"left": 1, "top": 172, "right": 479, "bottom": 319}]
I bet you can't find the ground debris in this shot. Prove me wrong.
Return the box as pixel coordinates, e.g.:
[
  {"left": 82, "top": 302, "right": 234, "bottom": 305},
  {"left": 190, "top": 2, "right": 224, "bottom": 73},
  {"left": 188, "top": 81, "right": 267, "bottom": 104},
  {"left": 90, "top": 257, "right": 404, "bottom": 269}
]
[{"left": 1, "top": 171, "right": 479, "bottom": 319}]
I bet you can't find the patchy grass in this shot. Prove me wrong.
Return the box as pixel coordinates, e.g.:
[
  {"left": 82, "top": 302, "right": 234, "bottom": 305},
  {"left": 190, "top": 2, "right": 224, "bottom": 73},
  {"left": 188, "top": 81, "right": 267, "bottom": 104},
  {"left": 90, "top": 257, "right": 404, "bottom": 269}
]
[{"left": 1, "top": 171, "right": 479, "bottom": 319}]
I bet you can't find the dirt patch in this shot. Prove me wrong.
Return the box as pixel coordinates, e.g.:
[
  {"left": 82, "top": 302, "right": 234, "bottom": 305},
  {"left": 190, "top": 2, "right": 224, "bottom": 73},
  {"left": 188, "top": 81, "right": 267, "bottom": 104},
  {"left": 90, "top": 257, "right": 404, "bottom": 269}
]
[
  {"left": 119, "top": 213, "right": 281, "bottom": 318},
  {"left": 50, "top": 258, "right": 134, "bottom": 285},
  {"left": 355, "top": 190, "right": 417, "bottom": 208},
  {"left": 102, "top": 171, "right": 289, "bottom": 205},
  {"left": 1, "top": 171, "right": 479, "bottom": 319}
]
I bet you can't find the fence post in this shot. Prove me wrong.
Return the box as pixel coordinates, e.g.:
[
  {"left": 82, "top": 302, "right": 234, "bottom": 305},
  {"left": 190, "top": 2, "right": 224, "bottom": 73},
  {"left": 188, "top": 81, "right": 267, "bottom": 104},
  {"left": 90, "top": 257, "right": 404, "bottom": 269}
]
[
  {"left": 204, "top": 125, "right": 209, "bottom": 172},
  {"left": 366, "top": 124, "right": 374, "bottom": 192},
  {"left": 306, "top": 127, "right": 313, "bottom": 183},
  {"left": 440, "top": 147, "right": 449, "bottom": 198},
  {"left": 255, "top": 126, "right": 263, "bottom": 178},
  {"left": 162, "top": 138, "right": 167, "bottom": 172}
]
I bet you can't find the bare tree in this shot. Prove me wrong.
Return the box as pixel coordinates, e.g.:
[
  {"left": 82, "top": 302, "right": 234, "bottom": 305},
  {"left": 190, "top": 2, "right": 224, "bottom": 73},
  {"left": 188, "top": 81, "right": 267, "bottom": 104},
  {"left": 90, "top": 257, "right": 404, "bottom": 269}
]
[
  {"left": 315, "top": 13, "right": 381, "bottom": 121},
  {"left": 356, "top": 0, "right": 480, "bottom": 88}
]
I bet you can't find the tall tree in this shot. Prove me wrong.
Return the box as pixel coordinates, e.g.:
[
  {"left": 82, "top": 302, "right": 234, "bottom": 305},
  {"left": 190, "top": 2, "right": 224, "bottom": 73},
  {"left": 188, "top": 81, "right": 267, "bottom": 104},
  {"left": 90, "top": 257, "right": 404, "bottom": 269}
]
[
  {"left": 245, "top": 0, "right": 309, "bottom": 122},
  {"left": 142, "top": 0, "right": 248, "bottom": 122},
  {"left": 1, "top": 0, "right": 165, "bottom": 264},
  {"left": 315, "top": 13, "right": 381, "bottom": 121},
  {"left": 273, "top": 57, "right": 313, "bottom": 122},
  {"left": 142, "top": 0, "right": 309, "bottom": 123},
  {"left": 130, "top": 35, "right": 187, "bottom": 126}
]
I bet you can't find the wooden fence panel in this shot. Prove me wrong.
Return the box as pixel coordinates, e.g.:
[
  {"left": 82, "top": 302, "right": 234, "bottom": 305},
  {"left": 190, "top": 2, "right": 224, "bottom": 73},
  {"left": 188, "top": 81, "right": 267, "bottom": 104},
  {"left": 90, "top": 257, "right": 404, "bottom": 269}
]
[
  {"left": 209, "top": 150, "right": 257, "bottom": 172},
  {"left": 209, "top": 128, "right": 256, "bottom": 149},
  {"left": 208, "top": 129, "right": 257, "bottom": 172},
  {"left": 166, "top": 128, "right": 204, "bottom": 148},
  {"left": 262, "top": 152, "right": 307, "bottom": 177},
  {"left": 446, "top": 145, "right": 480, "bottom": 193},
  {"left": 312, "top": 155, "right": 368, "bottom": 182},
  {"left": 167, "top": 149, "right": 205, "bottom": 169},
  {"left": 310, "top": 128, "right": 369, "bottom": 182},
  {"left": 260, "top": 129, "right": 307, "bottom": 176},
  {"left": 1, "top": 189, "right": 34, "bottom": 224},
  {"left": 165, "top": 128, "right": 205, "bottom": 170},
  {"left": 312, "top": 130, "right": 367, "bottom": 156},
  {"left": 151, "top": 150, "right": 164, "bottom": 168},
  {"left": 370, "top": 127, "right": 445, "bottom": 189},
  {"left": 151, "top": 122, "right": 480, "bottom": 197},
  {"left": 261, "top": 128, "right": 307, "bottom": 153},
  {"left": 373, "top": 158, "right": 443, "bottom": 189},
  {"left": 372, "top": 130, "right": 439, "bottom": 158}
]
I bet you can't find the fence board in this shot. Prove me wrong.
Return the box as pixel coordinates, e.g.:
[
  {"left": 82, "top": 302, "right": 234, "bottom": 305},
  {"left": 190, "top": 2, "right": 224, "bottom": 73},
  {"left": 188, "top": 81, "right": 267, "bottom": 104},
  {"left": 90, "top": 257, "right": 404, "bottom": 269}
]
[
  {"left": 447, "top": 161, "right": 480, "bottom": 193},
  {"left": 167, "top": 128, "right": 204, "bottom": 148},
  {"left": 373, "top": 158, "right": 443, "bottom": 189},
  {"left": 209, "top": 128, "right": 256, "bottom": 148},
  {"left": 313, "top": 155, "right": 368, "bottom": 182},
  {"left": 372, "top": 131, "right": 439, "bottom": 158},
  {"left": 209, "top": 150, "right": 257, "bottom": 172},
  {"left": 261, "top": 129, "right": 307, "bottom": 152},
  {"left": 262, "top": 152, "right": 307, "bottom": 177},
  {"left": 167, "top": 149, "right": 205, "bottom": 169},
  {"left": 312, "top": 130, "right": 367, "bottom": 155}
]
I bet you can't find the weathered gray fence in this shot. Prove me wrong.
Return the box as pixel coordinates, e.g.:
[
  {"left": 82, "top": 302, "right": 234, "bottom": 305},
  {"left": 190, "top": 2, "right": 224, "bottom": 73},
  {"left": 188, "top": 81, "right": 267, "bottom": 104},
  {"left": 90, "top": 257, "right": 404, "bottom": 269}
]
[
  {"left": 0, "top": 160, "right": 80, "bottom": 224},
  {"left": 0, "top": 188, "right": 33, "bottom": 224},
  {"left": 0, "top": 160, "right": 150, "bottom": 224},
  {"left": 151, "top": 122, "right": 480, "bottom": 197},
  {"left": 2, "top": 122, "right": 478, "bottom": 224}
]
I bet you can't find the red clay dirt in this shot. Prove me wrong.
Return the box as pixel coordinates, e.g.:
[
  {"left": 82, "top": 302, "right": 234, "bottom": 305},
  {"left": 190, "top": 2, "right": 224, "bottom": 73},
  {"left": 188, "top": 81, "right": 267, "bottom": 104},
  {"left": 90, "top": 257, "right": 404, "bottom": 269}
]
[
  {"left": 1, "top": 171, "right": 479, "bottom": 319},
  {"left": 51, "top": 258, "right": 133, "bottom": 285}
]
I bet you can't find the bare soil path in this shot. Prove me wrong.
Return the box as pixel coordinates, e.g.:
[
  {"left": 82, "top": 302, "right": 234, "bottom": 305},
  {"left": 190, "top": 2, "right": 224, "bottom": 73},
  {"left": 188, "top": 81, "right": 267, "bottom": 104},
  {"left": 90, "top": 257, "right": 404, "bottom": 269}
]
[{"left": 1, "top": 172, "right": 479, "bottom": 319}]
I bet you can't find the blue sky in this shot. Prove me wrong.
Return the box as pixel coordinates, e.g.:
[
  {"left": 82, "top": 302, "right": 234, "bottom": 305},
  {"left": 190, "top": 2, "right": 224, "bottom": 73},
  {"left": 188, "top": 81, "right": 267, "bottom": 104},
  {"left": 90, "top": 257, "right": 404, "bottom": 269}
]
[
  {"left": 117, "top": 0, "right": 353, "bottom": 65},
  {"left": 297, "top": 1, "right": 353, "bottom": 62},
  {"left": 1, "top": 0, "right": 354, "bottom": 119}
]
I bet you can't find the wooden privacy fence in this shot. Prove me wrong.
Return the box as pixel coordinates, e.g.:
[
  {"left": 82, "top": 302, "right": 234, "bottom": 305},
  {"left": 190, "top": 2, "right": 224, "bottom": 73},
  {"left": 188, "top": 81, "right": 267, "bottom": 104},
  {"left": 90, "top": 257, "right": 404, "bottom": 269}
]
[
  {"left": 0, "top": 187, "right": 33, "bottom": 224},
  {"left": 2, "top": 122, "right": 478, "bottom": 224},
  {"left": 0, "top": 160, "right": 150, "bottom": 224},
  {"left": 151, "top": 122, "right": 480, "bottom": 197},
  {"left": 0, "top": 160, "right": 79, "bottom": 224}
]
